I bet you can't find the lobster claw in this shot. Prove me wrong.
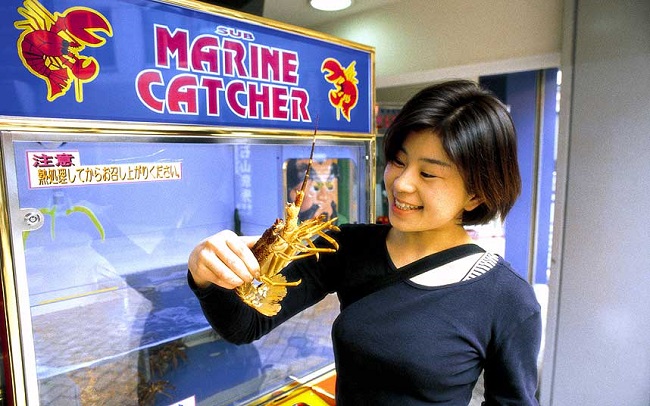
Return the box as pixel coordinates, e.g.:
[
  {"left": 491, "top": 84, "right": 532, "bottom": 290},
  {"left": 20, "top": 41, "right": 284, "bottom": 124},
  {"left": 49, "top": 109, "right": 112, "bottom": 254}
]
[
  {"left": 321, "top": 59, "right": 345, "bottom": 82},
  {"left": 54, "top": 9, "right": 113, "bottom": 46},
  {"left": 69, "top": 57, "right": 98, "bottom": 80}
]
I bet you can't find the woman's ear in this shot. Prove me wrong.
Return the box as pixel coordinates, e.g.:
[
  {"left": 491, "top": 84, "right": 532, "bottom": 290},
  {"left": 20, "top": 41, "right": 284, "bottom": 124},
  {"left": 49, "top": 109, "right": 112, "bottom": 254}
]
[{"left": 464, "top": 194, "right": 483, "bottom": 212}]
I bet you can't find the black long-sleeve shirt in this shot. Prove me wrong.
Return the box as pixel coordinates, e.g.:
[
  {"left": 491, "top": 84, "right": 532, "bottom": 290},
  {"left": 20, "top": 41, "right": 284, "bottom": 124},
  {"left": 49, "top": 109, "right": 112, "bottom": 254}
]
[{"left": 189, "top": 223, "right": 541, "bottom": 405}]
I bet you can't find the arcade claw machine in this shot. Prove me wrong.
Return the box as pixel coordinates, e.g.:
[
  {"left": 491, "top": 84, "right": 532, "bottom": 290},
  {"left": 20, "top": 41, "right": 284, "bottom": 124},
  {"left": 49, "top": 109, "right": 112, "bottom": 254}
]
[{"left": 0, "top": 0, "right": 375, "bottom": 404}]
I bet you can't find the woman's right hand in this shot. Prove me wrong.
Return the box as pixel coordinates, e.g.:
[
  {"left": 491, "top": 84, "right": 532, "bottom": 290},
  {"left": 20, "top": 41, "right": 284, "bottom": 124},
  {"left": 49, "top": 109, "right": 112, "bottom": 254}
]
[{"left": 188, "top": 230, "right": 260, "bottom": 290}]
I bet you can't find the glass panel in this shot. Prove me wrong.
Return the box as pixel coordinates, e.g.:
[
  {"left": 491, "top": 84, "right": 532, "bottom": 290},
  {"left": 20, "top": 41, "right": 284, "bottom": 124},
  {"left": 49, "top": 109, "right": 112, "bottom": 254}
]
[
  {"left": 8, "top": 135, "right": 370, "bottom": 405},
  {"left": 283, "top": 158, "right": 357, "bottom": 225}
]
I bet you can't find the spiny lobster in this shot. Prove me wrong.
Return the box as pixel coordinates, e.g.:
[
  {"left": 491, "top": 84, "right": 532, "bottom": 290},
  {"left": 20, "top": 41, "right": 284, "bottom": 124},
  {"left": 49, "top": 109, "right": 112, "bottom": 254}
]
[{"left": 235, "top": 126, "right": 340, "bottom": 316}]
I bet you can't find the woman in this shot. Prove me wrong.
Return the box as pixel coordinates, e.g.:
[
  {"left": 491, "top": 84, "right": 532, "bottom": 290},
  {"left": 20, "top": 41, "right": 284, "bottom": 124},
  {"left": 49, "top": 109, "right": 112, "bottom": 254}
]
[{"left": 188, "top": 80, "right": 542, "bottom": 405}]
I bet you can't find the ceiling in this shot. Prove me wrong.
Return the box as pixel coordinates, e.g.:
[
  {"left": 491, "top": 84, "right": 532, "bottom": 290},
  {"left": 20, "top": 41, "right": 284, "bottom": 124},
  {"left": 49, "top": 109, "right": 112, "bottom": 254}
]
[
  {"left": 199, "top": 0, "right": 402, "bottom": 28},
  {"left": 201, "top": 0, "right": 562, "bottom": 103},
  {"left": 260, "top": 0, "right": 432, "bottom": 102},
  {"left": 261, "top": 0, "right": 402, "bottom": 29},
  {"left": 193, "top": 0, "right": 427, "bottom": 102}
]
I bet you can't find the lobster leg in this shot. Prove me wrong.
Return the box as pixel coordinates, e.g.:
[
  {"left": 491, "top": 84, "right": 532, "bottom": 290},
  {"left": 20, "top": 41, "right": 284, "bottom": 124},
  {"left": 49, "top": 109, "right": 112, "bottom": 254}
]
[{"left": 260, "top": 275, "right": 302, "bottom": 287}]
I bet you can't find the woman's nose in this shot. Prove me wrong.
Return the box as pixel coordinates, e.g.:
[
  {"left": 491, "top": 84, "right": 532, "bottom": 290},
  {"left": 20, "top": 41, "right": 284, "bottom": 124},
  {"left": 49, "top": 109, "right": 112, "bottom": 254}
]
[{"left": 392, "top": 168, "right": 417, "bottom": 193}]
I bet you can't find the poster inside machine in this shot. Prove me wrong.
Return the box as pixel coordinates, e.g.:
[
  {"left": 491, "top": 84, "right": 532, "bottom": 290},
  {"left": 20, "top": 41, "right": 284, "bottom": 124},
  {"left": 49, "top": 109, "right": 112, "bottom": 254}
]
[{"left": 0, "top": 0, "right": 375, "bottom": 404}]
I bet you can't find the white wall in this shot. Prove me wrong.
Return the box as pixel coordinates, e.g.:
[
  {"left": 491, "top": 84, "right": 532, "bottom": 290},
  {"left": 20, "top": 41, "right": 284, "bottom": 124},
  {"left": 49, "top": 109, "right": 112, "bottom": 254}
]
[
  {"left": 312, "top": 0, "right": 563, "bottom": 91},
  {"left": 541, "top": 1, "right": 650, "bottom": 404}
]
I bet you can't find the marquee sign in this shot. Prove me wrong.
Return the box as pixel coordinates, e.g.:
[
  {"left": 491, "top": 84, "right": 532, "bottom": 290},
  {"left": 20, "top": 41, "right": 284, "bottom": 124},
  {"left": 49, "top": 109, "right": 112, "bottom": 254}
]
[{"left": 1, "top": 0, "right": 374, "bottom": 133}]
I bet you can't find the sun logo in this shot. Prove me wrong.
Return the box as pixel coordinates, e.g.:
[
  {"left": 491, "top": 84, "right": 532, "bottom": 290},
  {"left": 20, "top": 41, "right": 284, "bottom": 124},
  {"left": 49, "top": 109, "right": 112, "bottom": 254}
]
[
  {"left": 14, "top": 0, "right": 113, "bottom": 102},
  {"left": 321, "top": 58, "right": 359, "bottom": 122}
]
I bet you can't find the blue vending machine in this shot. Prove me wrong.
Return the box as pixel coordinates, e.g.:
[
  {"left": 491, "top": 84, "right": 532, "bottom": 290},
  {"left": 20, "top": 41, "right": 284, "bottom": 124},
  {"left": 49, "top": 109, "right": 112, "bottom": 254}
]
[{"left": 0, "top": 1, "right": 375, "bottom": 404}]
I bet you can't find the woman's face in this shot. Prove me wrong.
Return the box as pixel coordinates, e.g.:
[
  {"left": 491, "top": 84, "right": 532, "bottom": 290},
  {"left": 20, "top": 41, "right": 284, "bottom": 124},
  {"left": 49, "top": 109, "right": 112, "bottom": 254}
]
[{"left": 383, "top": 130, "right": 480, "bottom": 237}]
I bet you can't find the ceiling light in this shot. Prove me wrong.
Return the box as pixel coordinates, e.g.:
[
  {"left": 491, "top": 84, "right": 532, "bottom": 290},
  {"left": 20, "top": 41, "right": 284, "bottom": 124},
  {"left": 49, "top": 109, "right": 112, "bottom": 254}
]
[{"left": 309, "top": 0, "right": 352, "bottom": 12}]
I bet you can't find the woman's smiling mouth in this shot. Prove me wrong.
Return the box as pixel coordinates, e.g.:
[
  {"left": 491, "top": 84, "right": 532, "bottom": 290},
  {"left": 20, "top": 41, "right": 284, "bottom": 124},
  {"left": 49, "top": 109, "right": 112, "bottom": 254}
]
[{"left": 394, "top": 198, "right": 423, "bottom": 211}]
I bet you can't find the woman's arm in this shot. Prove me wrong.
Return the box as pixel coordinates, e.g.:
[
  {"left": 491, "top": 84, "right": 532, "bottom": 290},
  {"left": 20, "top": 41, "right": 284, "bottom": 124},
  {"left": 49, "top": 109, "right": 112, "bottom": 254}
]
[
  {"left": 482, "top": 311, "right": 542, "bottom": 405},
  {"left": 188, "top": 229, "right": 338, "bottom": 344}
]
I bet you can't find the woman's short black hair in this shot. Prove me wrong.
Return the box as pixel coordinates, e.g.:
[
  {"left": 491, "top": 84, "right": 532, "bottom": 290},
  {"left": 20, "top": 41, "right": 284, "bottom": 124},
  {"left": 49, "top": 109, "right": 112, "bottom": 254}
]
[{"left": 383, "top": 79, "right": 521, "bottom": 225}]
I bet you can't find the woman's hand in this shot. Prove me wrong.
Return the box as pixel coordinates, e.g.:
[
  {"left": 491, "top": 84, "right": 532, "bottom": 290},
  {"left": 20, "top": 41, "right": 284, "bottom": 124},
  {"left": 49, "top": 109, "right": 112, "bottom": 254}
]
[{"left": 188, "top": 230, "right": 260, "bottom": 289}]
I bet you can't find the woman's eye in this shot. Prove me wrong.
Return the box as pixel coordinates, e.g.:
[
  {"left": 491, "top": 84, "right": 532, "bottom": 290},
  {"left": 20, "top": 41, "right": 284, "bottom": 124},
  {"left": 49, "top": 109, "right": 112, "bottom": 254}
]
[
  {"left": 421, "top": 172, "right": 436, "bottom": 178},
  {"left": 392, "top": 158, "right": 405, "bottom": 167}
]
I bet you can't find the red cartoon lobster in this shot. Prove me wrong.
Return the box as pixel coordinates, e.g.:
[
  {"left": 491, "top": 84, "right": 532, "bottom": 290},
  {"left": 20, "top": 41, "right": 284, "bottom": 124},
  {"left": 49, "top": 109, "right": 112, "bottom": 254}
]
[
  {"left": 321, "top": 58, "right": 359, "bottom": 122},
  {"left": 14, "top": 0, "right": 113, "bottom": 102}
]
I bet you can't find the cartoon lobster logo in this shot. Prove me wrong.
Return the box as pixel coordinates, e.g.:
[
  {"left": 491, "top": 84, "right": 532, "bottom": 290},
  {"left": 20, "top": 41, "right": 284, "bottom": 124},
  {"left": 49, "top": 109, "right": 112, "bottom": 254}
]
[
  {"left": 14, "top": 0, "right": 113, "bottom": 102},
  {"left": 321, "top": 58, "right": 359, "bottom": 122}
]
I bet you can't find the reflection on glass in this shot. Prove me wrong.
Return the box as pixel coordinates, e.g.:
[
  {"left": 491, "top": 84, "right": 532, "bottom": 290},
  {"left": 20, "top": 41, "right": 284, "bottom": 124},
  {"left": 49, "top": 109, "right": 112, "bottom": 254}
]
[{"left": 285, "top": 158, "right": 356, "bottom": 225}]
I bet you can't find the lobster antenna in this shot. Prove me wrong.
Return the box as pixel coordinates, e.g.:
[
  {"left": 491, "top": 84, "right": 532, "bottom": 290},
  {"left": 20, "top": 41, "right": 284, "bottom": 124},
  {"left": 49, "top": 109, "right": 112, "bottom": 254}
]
[{"left": 295, "top": 116, "right": 319, "bottom": 208}]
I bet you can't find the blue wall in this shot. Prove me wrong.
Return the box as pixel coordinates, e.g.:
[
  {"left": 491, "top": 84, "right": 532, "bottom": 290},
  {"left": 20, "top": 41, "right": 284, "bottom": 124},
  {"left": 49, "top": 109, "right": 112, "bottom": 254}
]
[{"left": 480, "top": 69, "right": 558, "bottom": 284}]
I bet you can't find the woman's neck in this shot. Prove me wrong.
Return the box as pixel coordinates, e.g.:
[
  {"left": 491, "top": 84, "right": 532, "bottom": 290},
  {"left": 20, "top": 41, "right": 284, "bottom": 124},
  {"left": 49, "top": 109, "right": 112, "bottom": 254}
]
[{"left": 386, "top": 226, "right": 474, "bottom": 268}]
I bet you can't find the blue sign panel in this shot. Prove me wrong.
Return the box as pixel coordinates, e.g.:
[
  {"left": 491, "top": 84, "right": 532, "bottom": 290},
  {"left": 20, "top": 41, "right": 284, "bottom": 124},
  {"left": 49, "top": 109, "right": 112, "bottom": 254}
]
[{"left": 0, "top": 0, "right": 374, "bottom": 133}]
